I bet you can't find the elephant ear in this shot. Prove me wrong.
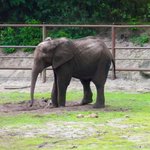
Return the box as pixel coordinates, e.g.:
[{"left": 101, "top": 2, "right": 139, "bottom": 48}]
[{"left": 52, "top": 41, "right": 74, "bottom": 69}]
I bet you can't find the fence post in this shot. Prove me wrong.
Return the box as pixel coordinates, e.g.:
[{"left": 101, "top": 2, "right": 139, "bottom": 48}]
[
  {"left": 42, "top": 25, "right": 47, "bottom": 83},
  {"left": 111, "top": 26, "right": 116, "bottom": 79}
]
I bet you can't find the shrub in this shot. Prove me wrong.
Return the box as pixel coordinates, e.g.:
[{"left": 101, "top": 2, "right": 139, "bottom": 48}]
[
  {"left": 130, "top": 34, "right": 149, "bottom": 46},
  {"left": 0, "top": 27, "right": 17, "bottom": 53},
  {"left": 19, "top": 19, "right": 42, "bottom": 52},
  {"left": 0, "top": 19, "right": 42, "bottom": 53},
  {"left": 48, "top": 28, "right": 97, "bottom": 39}
]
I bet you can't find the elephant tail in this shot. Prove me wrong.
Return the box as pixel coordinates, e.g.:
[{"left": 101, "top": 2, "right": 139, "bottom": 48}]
[{"left": 111, "top": 58, "right": 116, "bottom": 79}]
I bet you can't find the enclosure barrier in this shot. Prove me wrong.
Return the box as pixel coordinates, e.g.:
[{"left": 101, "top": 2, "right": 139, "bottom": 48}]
[{"left": 0, "top": 24, "right": 150, "bottom": 82}]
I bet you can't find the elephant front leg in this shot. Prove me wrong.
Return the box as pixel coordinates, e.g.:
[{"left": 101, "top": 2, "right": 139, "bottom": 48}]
[
  {"left": 57, "top": 75, "right": 71, "bottom": 107},
  {"left": 57, "top": 85, "right": 67, "bottom": 107},
  {"left": 93, "top": 85, "right": 105, "bottom": 108},
  {"left": 51, "top": 72, "right": 58, "bottom": 107},
  {"left": 51, "top": 82, "right": 58, "bottom": 107}
]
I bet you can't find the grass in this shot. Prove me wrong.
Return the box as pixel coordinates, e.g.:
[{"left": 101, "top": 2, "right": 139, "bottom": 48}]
[
  {"left": 0, "top": 91, "right": 82, "bottom": 104},
  {"left": 0, "top": 91, "right": 150, "bottom": 150}
]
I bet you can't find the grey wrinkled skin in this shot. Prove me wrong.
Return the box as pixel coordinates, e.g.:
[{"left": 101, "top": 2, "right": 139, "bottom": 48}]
[{"left": 30, "top": 36, "right": 115, "bottom": 108}]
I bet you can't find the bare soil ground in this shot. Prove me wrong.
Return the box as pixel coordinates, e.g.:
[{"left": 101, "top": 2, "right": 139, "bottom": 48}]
[{"left": 0, "top": 99, "right": 95, "bottom": 114}]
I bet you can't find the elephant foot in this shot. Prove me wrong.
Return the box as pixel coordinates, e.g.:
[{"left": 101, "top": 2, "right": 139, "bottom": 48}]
[
  {"left": 93, "top": 103, "right": 105, "bottom": 108},
  {"left": 28, "top": 100, "right": 33, "bottom": 107},
  {"left": 81, "top": 99, "right": 93, "bottom": 105},
  {"left": 58, "top": 103, "right": 66, "bottom": 107},
  {"left": 51, "top": 99, "right": 58, "bottom": 108},
  {"left": 57, "top": 99, "right": 66, "bottom": 107},
  {"left": 51, "top": 102, "right": 58, "bottom": 108},
  {"left": 59, "top": 106, "right": 65, "bottom": 108},
  {"left": 52, "top": 104, "right": 58, "bottom": 108}
]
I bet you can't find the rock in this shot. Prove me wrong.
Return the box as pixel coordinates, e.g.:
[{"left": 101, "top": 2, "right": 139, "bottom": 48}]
[
  {"left": 88, "top": 113, "right": 99, "bottom": 118},
  {"left": 125, "top": 115, "right": 130, "bottom": 118},
  {"left": 77, "top": 114, "right": 84, "bottom": 118},
  {"left": 77, "top": 113, "right": 99, "bottom": 118}
]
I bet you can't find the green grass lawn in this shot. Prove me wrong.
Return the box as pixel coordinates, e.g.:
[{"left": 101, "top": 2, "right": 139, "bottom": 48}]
[{"left": 0, "top": 91, "right": 150, "bottom": 150}]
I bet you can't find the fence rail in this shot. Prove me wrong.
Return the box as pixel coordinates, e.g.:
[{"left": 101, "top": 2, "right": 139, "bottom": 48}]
[
  {"left": 0, "top": 67, "right": 149, "bottom": 72},
  {"left": 1, "top": 24, "right": 150, "bottom": 28},
  {"left": 0, "top": 24, "right": 150, "bottom": 81}
]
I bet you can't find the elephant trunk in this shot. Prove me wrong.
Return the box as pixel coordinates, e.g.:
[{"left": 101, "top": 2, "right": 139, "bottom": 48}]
[{"left": 30, "top": 67, "right": 39, "bottom": 107}]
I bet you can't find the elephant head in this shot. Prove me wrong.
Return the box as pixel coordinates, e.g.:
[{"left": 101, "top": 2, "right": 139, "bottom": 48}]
[{"left": 30, "top": 37, "right": 74, "bottom": 106}]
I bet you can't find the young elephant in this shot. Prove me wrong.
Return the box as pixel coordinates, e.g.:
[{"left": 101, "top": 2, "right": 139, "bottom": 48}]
[{"left": 30, "top": 36, "right": 115, "bottom": 108}]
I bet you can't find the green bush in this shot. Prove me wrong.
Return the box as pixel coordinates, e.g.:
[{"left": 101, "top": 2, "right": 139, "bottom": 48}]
[
  {"left": 128, "top": 18, "right": 140, "bottom": 31},
  {"left": 48, "top": 28, "right": 97, "bottom": 39},
  {"left": 0, "top": 27, "right": 17, "bottom": 53},
  {"left": 18, "top": 20, "right": 42, "bottom": 52},
  {"left": 0, "top": 19, "right": 42, "bottom": 53},
  {"left": 130, "top": 34, "right": 149, "bottom": 46}
]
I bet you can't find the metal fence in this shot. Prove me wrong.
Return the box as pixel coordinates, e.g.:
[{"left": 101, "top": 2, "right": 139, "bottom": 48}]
[{"left": 0, "top": 24, "right": 150, "bottom": 82}]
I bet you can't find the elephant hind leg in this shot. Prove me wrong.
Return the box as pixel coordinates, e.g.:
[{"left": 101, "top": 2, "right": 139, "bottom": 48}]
[
  {"left": 92, "top": 62, "right": 109, "bottom": 108},
  {"left": 93, "top": 85, "right": 105, "bottom": 108},
  {"left": 80, "top": 79, "right": 93, "bottom": 105}
]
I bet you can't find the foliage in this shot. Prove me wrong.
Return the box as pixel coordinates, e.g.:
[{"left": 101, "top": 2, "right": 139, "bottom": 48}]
[
  {"left": 18, "top": 19, "right": 42, "bottom": 52},
  {"left": 48, "top": 28, "right": 97, "bottom": 39},
  {"left": 0, "top": 19, "right": 42, "bottom": 53},
  {"left": 130, "top": 34, "right": 149, "bottom": 46},
  {"left": 0, "top": 27, "right": 18, "bottom": 53},
  {"left": 0, "top": 0, "right": 150, "bottom": 24}
]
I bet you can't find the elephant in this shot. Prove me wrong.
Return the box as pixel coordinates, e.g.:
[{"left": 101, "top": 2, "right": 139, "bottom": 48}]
[{"left": 30, "top": 36, "right": 115, "bottom": 108}]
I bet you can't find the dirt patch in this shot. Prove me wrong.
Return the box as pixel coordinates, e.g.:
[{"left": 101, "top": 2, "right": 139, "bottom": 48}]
[
  {"left": 0, "top": 99, "right": 93, "bottom": 114},
  {"left": 0, "top": 99, "right": 130, "bottom": 115}
]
